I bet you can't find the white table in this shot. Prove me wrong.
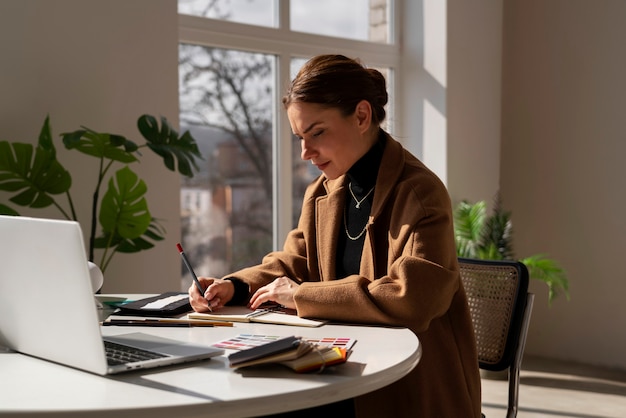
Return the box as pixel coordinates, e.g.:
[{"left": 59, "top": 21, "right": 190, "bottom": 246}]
[{"left": 0, "top": 304, "right": 421, "bottom": 417}]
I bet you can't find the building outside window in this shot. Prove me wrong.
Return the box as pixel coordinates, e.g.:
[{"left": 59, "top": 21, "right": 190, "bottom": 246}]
[{"left": 178, "top": 0, "right": 397, "bottom": 288}]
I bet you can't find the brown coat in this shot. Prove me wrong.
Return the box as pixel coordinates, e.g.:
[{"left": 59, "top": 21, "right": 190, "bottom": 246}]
[{"left": 229, "top": 134, "right": 481, "bottom": 417}]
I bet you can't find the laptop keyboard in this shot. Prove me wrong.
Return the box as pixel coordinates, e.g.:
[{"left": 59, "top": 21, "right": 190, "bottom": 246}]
[{"left": 105, "top": 340, "right": 168, "bottom": 366}]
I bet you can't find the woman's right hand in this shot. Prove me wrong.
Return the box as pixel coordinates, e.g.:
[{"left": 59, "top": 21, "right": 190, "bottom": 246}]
[{"left": 188, "top": 277, "right": 234, "bottom": 312}]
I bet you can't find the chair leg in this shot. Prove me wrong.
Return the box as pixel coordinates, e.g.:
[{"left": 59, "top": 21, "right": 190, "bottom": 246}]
[{"left": 506, "top": 293, "right": 534, "bottom": 418}]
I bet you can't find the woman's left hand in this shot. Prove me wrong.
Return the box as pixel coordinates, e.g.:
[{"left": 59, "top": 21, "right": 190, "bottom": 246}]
[{"left": 249, "top": 276, "right": 299, "bottom": 310}]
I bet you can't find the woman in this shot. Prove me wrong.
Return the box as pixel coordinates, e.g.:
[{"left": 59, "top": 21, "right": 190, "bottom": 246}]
[{"left": 189, "top": 54, "right": 481, "bottom": 417}]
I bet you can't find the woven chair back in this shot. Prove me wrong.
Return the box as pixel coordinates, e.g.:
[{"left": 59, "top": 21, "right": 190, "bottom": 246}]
[{"left": 458, "top": 258, "right": 529, "bottom": 371}]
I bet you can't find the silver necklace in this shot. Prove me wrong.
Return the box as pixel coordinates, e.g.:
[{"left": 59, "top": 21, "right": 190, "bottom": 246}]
[
  {"left": 344, "top": 205, "right": 369, "bottom": 241},
  {"left": 349, "top": 182, "right": 375, "bottom": 209}
]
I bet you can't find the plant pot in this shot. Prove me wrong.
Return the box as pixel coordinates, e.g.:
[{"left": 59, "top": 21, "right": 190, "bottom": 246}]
[{"left": 88, "top": 261, "right": 104, "bottom": 293}]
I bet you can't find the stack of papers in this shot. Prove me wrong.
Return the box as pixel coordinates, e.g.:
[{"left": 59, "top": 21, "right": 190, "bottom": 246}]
[{"left": 227, "top": 335, "right": 350, "bottom": 373}]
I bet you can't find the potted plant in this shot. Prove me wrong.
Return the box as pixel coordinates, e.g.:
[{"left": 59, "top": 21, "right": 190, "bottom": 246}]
[
  {"left": 454, "top": 195, "right": 569, "bottom": 305},
  {"left": 0, "top": 115, "right": 202, "bottom": 275}
]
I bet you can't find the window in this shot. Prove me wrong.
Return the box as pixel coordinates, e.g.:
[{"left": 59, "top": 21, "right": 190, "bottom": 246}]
[
  {"left": 291, "top": 0, "right": 380, "bottom": 42},
  {"left": 179, "top": 0, "right": 276, "bottom": 27},
  {"left": 179, "top": 46, "right": 274, "bottom": 278},
  {"left": 178, "top": 0, "right": 399, "bottom": 286}
]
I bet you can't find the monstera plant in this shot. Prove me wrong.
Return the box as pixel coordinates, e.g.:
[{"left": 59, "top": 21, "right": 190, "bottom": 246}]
[
  {"left": 0, "top": 115, "right": 202, "bottom": 273},
  {"left": 454, "top": 196, "right": 570, "bottom": 305}
]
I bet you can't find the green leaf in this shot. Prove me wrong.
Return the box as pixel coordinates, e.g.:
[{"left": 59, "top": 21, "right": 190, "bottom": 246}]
[
  {"left": 0, "top": 140, "right": 71, "bottom": 208},
  {"left": 454, "top": 198, "right": 514, "bottom": 261},
  {"left": 116, "top": 220, "right": 166, "bottom": 253},
  {"left": 62, "top": 128, "right": 138, "bottom": 163},
  {"left": 117, "top": 236, "right": 155, "bottom": 252},
  {"left": 0, "top": 204, "right": 20, "bottom": 216},
  {"left": 478, "top": 243, "right": 505, "bottom": 261},
  {"left": 99, "top": 166, "right": 151, "bottom": 240},
  {"left": 482, "top": 207, "right": 514, "bottom": 260},
  {"left": 137, "top": 114, "right": 202, "bottom": 178},
  {"left": 38, "top": 115, "right": 56, "bottom": 157},
  {"left": 521, "top": 254, "right": 570, "bottom": 305},
  {"left": 94, "top": 218, "right": 165, "bottom": 253},
  {"left": 454, "top": 200, "right": 486, "bottom": 258}
]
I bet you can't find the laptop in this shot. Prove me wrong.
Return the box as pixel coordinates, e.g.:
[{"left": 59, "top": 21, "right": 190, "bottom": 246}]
[{"left": 0, "top": 215, "right": 223, "bottom": 375}]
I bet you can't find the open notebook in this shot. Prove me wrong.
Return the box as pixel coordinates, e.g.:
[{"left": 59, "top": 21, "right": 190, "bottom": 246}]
[
  {"left": 0, "top": 215, "right": 223, "bottom": 375},
  {"left": 188, "top": 305, "right": 326, "bottom": 327}
]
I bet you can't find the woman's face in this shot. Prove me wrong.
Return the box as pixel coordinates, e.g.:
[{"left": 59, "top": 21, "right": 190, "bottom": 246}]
[{"left": 287, "top": 101, "right": 373, "bottom": 180}]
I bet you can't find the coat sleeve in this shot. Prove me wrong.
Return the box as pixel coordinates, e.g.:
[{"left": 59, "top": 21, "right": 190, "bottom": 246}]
[
  {"left": 222, "top": 177, "right": 324, "bottom": 296},
  {"left": 224, "top": 229, "right": 309, "bottom": 295}
]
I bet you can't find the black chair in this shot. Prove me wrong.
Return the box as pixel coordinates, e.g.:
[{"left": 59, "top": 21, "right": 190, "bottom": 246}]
[{"left": 458, "top": 258, "right": 535, "bottom": 418}]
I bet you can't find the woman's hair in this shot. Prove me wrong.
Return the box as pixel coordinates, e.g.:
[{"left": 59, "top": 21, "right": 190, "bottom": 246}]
[{"left": 282, "top": 54, "right": 388, "bottom": 126}]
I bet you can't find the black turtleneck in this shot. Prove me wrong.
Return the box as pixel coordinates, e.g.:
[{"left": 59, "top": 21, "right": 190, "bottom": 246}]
[{"left": 336, "top": 131, "right": 386, "bottom": 279}]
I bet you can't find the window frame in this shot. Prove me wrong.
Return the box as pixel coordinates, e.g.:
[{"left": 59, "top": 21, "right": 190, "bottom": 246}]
[{"left": 178, "top": 0, "right": 402, "bottom": 249}]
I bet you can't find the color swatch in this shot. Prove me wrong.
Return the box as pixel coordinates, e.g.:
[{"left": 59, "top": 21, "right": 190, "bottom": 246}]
[{"left": 213, "top": 334, "right": 356, "bottom": 351}]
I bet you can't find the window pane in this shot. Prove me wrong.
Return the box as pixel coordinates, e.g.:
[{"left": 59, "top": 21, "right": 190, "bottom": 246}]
[
  {"left": 179, "top": 45, "right": 274, "bottom": 285},
  {"left": 178, "top": 0, "right": 276, "bottom": 27},
  {"left": 290, "top": 57, "right": 320, "bottom": 229},
  {"left": 290, "top": 0, "right": 389, "bottom": 43}
]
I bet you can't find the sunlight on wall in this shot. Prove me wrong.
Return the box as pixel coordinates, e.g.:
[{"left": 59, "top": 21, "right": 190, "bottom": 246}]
[
  {"left": 423, "top": 0, "right": 447, "bottom": 88},
  {"left": 423, "top": 99, "right": 447, "bottom": 184},
  {"left": 422, "top": 0, "right": 447, "bottom": 184}
]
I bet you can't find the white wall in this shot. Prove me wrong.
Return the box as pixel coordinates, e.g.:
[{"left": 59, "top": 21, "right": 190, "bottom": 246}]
[
  {"left": 446, "top": 0, "right": 503, "bottom": 206},
  {"left": 400, "top": 0, "right": 503, "bottom": 208},
  {"left": 0, "top": 0, "right": 181, "bottom": 292},
  {"left": 500, "top": 0, "right": 626, "bottom": 370},
  {"left": 445, "top": 0, "right": 626, "bottom": 370}
]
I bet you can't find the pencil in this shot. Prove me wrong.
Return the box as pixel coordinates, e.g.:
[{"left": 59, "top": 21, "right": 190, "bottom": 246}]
[
  {"left": 102, "top": 319, "right": 234, "bottom": 327},
  {"left": 102, "top": 321, "right": 198, "bottom": 327},
  {"left": 176, "top": 243, "right": 213, "bottom": 312}
]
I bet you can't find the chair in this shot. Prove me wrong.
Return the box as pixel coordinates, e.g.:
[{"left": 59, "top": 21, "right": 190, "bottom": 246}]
[{"left": 458, "top": 258, "right": 535, "bottom": 418}]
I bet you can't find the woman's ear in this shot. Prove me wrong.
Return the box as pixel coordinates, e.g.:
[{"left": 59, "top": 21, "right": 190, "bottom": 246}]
[{"left": 355, "top": 99, "right": 372, "bottom": 133}]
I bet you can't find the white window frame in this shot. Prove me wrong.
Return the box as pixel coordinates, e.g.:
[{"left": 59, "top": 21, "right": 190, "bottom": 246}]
[{"left": 178, "top": 0, "right": 403, "bottom": 249}]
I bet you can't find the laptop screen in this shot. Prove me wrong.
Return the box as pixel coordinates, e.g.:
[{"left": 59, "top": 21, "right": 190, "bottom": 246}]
[{"left": 0, "top": 215, "right": 115, "bottom": 373}]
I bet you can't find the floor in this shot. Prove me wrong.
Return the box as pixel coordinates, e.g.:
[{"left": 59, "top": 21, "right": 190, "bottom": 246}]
[{"left": 480, "top": 355, "right": 626, "bottom": 418}]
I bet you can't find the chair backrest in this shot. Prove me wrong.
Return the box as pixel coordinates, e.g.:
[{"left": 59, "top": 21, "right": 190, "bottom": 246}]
[{"left": 458, "top": 258, "right": 529, "bottom": 371}]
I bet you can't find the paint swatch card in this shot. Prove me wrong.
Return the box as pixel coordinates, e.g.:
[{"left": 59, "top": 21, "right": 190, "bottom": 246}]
[
  {"left": 213, "top": 334, "right": 356, "bottom": 352},
  {"left": 213, "top": 334, "right": 284, "bottom": 350},
  {"left": 302, "top": 336, "right": 356, "bottom": 351}
]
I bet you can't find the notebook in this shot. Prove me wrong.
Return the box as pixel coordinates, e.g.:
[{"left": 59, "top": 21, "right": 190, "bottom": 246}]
[
  {"left": 0, "top": 215, "right": 224, "bottom": 375},
  {"left": 188, "top": 305, "right": 326, "bottom": 327}
]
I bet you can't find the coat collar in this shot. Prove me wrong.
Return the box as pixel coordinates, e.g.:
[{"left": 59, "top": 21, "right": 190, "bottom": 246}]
[
  {"left": 315, "top": 132, "right": 406, "bottom": 280},
  {"left": 322, "top": 132, "right": 405, "bottom": 217}
]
